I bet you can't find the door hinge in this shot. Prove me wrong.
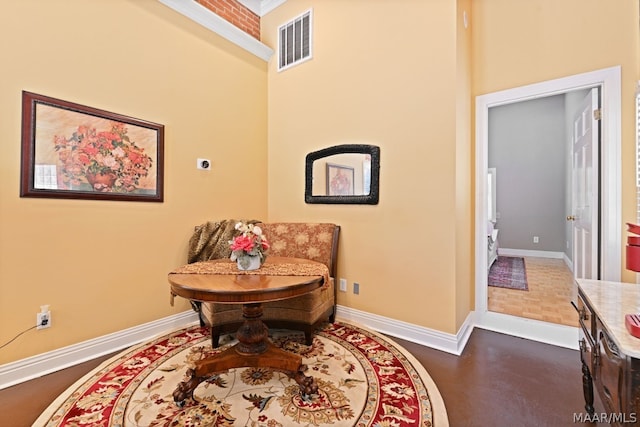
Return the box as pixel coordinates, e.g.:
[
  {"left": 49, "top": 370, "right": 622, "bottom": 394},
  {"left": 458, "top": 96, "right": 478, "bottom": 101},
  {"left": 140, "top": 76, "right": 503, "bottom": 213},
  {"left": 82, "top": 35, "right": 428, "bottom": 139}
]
[{"left": 593, "top": 109, "right": 602, "bottom": 120}]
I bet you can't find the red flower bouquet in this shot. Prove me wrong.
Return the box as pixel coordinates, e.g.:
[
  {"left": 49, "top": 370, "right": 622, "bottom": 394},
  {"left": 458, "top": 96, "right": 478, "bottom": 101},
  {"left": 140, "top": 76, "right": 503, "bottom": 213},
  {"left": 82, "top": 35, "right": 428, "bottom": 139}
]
[{"left": 229, "top": 222, "right": 270, "bottom": 270}]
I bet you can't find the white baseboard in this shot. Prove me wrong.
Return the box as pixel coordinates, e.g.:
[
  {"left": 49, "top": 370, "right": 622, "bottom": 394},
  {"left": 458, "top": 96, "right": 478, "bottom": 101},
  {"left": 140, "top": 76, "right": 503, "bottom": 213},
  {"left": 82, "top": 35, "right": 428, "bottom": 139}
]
[
  {"left": 0, "top": 307, "right": 475, "bottom": 390},
  {"left": 499, "top": 248, "right": 567, "bottom": 259},
  {"left": 336, "top": 305, "right": 474, "bottom": 356},
  {"left": 563, "top": 253, "right": 574, "bottom": 272},
  {"left": 3, "top": 306, "right": 572, "bottom": 391},
  {"left": 499, "top": 247, "right": 575, "bottom": 271},
  {"left": 0, "top": 311, "right": 200, "bottom": 390}
]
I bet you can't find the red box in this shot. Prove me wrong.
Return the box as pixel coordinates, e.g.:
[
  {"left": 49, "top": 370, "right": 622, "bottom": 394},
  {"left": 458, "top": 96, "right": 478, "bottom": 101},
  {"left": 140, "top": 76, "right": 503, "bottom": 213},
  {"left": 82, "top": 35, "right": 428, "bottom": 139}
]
[
  {"left": 627, "top": 244, "right": 640, "bottom": 272},
  {"left": 626, "top": 314, "right": 640, "bottom": 339},
  {"left": 627, "top": 223, "right": 640, "bottom": 272}
]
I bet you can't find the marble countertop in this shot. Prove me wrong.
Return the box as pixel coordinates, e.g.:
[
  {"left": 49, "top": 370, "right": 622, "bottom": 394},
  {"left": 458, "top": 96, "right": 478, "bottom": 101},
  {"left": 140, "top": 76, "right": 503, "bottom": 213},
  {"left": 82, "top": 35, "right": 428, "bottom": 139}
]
[{"left": 577, "top": 279, "right": 640, "bottom": 358}]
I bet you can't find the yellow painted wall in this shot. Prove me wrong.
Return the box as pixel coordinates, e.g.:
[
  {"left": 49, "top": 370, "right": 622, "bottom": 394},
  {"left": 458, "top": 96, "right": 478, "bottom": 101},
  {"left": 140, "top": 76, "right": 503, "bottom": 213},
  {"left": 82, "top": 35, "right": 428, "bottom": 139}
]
[
  {"left": 263, "top": 0, "right": 640, "bottom": 334},
  {"left": 471, "top": 0, "right": 640, "bottom": 283},
  {"left": 456, "top": 0, "right": 473, "bottom": 327},
  {"left": 262, "top": 0, "right": 465, "bottom": 334},
  {"left": 2, "top": 0, "right": 638, "bottom": 367},
  {"left": 0, "top": 0, "right": 268, "bottom": 365}
]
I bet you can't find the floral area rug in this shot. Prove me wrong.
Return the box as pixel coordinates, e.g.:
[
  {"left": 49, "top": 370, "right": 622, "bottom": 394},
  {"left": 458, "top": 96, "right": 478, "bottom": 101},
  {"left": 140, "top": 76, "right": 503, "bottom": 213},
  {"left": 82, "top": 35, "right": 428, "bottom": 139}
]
[
  {"left": 33, "top": 321, "right": 448, "bottom": 426},
  {"left": 488, "top": 256, "right": 529, "bottom": 291}
]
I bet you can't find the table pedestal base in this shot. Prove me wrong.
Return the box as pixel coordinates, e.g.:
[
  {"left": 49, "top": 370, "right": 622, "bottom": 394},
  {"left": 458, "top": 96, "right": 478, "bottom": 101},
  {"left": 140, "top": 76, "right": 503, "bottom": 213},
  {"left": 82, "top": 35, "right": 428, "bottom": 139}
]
[{"left": 173, "top": 303, "right": 318, "bottom": 406}]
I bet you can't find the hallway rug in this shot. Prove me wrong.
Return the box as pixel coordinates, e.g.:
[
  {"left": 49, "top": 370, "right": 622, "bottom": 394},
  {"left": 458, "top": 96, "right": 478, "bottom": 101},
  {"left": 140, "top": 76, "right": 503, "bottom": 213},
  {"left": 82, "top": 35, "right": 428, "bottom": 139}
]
[
  {"left": 488, "top": 256, "right": 529, "bottom": 291},
  {"left": 33, "top": 321, "right": 448, "bottom": 426}
]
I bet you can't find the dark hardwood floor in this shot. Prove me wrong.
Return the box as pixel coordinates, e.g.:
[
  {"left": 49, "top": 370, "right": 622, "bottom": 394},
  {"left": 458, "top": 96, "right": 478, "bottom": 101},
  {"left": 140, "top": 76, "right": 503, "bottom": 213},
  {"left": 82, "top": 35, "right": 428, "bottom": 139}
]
[{"left": 0, "top": 327, "right": 602, "bottom": 427}]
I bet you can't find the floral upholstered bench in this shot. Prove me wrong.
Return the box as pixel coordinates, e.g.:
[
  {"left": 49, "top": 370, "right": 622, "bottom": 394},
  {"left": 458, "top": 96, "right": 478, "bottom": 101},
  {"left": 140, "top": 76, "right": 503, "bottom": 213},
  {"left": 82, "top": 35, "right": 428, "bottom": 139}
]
[{"left": 190, "top": 221, "right": 340, "bottom": 347}]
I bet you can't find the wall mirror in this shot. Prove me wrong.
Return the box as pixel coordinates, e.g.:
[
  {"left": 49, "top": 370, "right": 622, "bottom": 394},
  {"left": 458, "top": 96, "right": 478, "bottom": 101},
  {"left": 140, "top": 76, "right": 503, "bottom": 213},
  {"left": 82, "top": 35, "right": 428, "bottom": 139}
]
[{"left": 305, "top": 144, "right": 380, "bottom": 204}]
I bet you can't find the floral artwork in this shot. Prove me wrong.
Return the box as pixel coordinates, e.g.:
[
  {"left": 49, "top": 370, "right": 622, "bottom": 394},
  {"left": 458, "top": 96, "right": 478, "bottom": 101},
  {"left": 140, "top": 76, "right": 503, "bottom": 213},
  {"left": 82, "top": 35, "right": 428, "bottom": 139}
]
[
  {"left": 20, "top": 91, "right": 164, "bottom": 202},
  {"left": 54, "top": 122, "right": 153, "bottom": 192}
]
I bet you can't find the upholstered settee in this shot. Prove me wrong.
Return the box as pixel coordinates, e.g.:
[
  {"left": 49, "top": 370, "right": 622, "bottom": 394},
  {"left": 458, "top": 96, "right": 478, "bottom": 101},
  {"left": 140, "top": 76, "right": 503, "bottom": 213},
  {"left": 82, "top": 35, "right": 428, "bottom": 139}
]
[{"left": 187, "top": 221, "right": 340, "bottom": 347}]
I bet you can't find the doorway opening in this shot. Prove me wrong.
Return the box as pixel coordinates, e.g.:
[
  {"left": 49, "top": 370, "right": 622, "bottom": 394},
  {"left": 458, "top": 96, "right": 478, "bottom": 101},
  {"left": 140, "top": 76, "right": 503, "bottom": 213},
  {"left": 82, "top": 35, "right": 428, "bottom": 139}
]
[{"left": 474, "top": 67, "right": 622, "bottom": 349}]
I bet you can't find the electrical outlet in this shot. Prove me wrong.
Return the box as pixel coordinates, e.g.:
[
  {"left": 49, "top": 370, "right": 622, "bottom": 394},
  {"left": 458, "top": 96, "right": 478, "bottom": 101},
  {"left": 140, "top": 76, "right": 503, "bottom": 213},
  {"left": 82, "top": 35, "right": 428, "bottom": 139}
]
[
  {"left": 339, "top": 278, "right": 347, "bottom": 292},
  {"left": 353, "top": 282, "right": 360, "bottom": 295},
  {"left": 533, "top": 236, "right": 539, "bottom": 243},
  {"left": 37, "top": 305, "right": 51, "bottom": 330}
]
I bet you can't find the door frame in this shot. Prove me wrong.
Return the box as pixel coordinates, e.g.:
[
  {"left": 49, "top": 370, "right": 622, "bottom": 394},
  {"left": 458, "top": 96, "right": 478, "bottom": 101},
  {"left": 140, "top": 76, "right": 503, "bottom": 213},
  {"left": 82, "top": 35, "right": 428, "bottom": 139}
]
[{"left": 474, "top": 66, "right": 621, "bottom": 349}]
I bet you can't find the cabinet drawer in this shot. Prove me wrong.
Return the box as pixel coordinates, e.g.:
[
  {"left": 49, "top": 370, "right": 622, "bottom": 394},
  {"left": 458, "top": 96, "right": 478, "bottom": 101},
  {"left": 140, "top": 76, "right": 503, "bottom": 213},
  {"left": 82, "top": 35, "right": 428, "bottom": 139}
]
[{"left": 595, "top": 327, "right": 624, "bottom": 415}]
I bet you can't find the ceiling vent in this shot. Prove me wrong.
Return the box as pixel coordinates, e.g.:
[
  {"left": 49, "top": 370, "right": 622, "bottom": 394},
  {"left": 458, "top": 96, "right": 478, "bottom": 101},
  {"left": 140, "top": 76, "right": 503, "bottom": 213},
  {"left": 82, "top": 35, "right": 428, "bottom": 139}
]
[{"left": 278, "top": 9, "right": 312, "bottom": 71}]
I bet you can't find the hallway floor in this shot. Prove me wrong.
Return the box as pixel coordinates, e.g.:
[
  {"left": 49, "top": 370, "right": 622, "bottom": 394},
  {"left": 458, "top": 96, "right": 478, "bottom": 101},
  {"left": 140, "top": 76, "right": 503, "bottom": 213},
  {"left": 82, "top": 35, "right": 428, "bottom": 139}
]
[{"left": 488, "top": 256, "right": 578, "bottom": 327}]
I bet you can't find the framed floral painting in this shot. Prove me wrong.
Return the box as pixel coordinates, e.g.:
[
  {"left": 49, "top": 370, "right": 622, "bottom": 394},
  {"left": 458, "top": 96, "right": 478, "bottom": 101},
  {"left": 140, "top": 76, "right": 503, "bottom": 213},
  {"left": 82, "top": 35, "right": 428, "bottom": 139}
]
[
  {"left": 20, "top": 91, "right": 164, "bottom": 202},
  {"left": 326, "top": 163, "right": 354, "bottom": 196}
]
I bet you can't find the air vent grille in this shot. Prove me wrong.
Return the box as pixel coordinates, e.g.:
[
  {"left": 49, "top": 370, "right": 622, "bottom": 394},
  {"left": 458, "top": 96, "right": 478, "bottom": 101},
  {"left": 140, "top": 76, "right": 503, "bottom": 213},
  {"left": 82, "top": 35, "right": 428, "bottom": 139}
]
[{"left": 278, "top": 9, "right": 312, "bottom": 71}]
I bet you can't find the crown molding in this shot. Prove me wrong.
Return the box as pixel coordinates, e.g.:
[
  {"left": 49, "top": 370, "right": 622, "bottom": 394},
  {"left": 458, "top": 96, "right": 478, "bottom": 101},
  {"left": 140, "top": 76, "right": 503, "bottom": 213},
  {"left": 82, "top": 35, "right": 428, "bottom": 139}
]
[
  {"left": 238, "top": 0, "right": 287, "bottom": 16},
  {"left": 158, "top": 0, "right": 273, "bottom": 61},
  {"left": 237, "top": 0, "right": 261, "bottom": 15}
]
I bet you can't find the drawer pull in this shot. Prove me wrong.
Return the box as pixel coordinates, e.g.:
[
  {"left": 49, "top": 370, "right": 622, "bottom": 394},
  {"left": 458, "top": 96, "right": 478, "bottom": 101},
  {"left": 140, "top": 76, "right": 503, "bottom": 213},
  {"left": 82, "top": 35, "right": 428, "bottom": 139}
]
[
  {"left": 571, "top": 301, "right": 589, "bottom": 321},
  {"left": 600, "top": 331, "right": 621, "bottom": 358}
]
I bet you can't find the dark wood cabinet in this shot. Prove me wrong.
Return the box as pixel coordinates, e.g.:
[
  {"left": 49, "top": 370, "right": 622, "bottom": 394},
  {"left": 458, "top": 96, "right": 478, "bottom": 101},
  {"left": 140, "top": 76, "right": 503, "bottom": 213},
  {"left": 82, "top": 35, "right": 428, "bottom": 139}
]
[{"left": 576, "top": 280, "right": 640, "bottom": 426}]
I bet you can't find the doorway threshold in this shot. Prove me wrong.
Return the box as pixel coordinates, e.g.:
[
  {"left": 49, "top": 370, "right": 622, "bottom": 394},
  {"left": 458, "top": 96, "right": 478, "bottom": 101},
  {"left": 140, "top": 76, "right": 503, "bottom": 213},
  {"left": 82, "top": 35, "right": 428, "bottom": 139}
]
[{"left": 475, "top": 311, "right": 579, "bottom": 350}]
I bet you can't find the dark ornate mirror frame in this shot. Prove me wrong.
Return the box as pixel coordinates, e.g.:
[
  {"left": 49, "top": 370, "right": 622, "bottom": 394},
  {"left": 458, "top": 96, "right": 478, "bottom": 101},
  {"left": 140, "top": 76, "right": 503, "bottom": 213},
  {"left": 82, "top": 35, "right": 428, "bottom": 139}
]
[{"left": 305, "top": 144, "right": 380, "bottom": 204}]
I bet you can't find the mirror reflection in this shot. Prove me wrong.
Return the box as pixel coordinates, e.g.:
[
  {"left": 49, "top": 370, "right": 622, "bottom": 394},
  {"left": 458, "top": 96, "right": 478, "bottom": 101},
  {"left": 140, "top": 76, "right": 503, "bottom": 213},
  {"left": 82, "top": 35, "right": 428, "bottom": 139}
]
[
  {"left": 305, "top": 144, "right": 380, "bottom": 204},
  {"left": 311, "top": 153, "right": 371, "bottom": 196}
]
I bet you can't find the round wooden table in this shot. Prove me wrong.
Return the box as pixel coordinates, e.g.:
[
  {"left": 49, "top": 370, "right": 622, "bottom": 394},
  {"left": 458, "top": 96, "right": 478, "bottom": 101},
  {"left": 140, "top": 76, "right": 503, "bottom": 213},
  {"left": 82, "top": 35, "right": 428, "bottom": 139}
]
[{"left": 168, "top": 256, "right": 325, "bottom": 406}]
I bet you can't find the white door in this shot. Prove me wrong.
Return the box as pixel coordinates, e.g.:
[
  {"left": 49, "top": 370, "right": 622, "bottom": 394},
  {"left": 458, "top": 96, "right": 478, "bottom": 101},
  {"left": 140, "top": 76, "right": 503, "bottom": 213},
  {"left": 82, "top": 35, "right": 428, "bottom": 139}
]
[{"left": 570, "top": 88, "right": 599, "bottom": 280}]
